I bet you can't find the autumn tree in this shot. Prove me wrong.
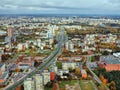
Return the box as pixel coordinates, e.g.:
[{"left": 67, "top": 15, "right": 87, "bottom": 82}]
[
  {"left": 109, "top": 81, "right": 116, "bottom": 90},
  {"left": 52, "top": 83, "right": 57, "bottom": 90},
  {"left": 75, "top": 67, "right": 81, "bottom": 75},
  {"left": 15, "top": 68, "right": 20, "bottom": 72},
  {"left": 99, "top": 74, "right": 107, "bottom": 84}
]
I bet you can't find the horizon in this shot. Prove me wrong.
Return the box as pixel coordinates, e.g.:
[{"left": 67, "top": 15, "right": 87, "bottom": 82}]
[{"left": 0, "top": 13, "right": 120, "bottom": 16}]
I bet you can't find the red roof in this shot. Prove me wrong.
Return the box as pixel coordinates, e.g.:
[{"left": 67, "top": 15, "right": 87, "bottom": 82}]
[
  {"left": 50, "top": 72, "right": 55, "bottom": 81},
  {"left": 105, "top": 64, "right": 120, "bottom": 71}
]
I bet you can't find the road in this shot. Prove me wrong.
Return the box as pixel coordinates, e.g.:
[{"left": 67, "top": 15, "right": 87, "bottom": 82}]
[
  {"left": 5, "top": 30, "right": 64, "bottom": 90},
  {"left": 86, "top": 55, "right": 102, "bottom": 84},
  {"left": 85, "top": 55, "right": 109, "bottom": 90}
]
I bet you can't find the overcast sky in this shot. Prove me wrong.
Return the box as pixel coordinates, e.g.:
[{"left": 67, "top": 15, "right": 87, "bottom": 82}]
[{"left": 0, "top": 0, "right": 120, "bottom": 14}]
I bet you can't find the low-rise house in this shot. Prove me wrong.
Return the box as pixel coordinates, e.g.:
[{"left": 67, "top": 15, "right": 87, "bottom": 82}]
[
  {"left": 62, "top": 62, "right": 77, "bottom": 70},
  {"left": 0, "top": 64, "right": 5, "bottom": 76},
  {"left": 0, "top": 72, "right": 9, "bottom": 85},
  {"left": 81, "top": 70, "right": 87, "bottom": 78},
  {"left": 18, "top": 63, "right": 29, "bottom": 70},
  {"left": 0, "top": 64, "right": 9, "bottom": 85},
  {"left": 58, "top": 69, "right": 69, "bottom": 76},
  {"left": 99, "top": 55, "right": 120, "bottom": 71}
]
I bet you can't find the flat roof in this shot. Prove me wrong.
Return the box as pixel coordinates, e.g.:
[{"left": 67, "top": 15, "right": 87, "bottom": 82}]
[
  {"left": 113, "top": 52, "right": 120, "bottom": 58},
  {"left": 0, "top": 72, "right": 8, "bottom": 79},
  {"left": 19, "top": 64, "right": 29, "bottom": 66},
  {"left": 0, "top": 30, "right": 7, "bottom": 35},
  {"left": 0, "top": 64, "right": 5, "bottom": 68},
  {"left": 100, "top": 55, "right": 120, "bottom": 64}
]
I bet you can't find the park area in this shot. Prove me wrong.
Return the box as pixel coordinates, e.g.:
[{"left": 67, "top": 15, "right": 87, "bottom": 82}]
[
  {"left": 79, "top": 80, "right": 97, "bottom": 90},
  {"left": 58, "top": 80, "right": 97, "bottom": 90}
]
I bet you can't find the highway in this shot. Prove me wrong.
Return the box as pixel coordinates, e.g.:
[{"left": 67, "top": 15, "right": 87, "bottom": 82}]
[{"left": 5, "top": 30, "right": 64, "bottom": 90}]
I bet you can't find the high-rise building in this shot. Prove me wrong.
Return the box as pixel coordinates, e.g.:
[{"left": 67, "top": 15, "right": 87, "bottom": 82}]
[
  {"left": 54, "top": 66, "right": 58, "bottom": 74},
  {"left": 69, "top": 41, "right": 74, "bottom": 52},
  {"left": 7, "top": 27, "right": 14, "bottom": 47},
  {"left": 0, "top": 54, "right": 1, "bottom": 62},
  {"left": 65, "top": 40, "right": 74, "bottom": 52},
  {"left": 34, "top": 74, "right": 44, "bottom": 90},
  {"left": 7, "top": 27, "right": 14, "bottom": 38},
  {"left": 42, "top": 70, "right": 50, "bottom": 85},
  {"left": 0, "top": 30, "right": 7, "bottom": 49},
  {"left": 65, "top": 41, "right": 69, "bottom": 50},
  {"left": 24, "top": 78, "right": 35, "bottom": 90}
]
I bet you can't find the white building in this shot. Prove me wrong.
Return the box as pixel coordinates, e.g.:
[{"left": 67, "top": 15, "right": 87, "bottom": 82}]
[
  {"left": 65, "top": 41, "right": 69, "bottom": 50},
  {"left": 34, "top": 74, "right": 44, "bottom": 90},
  {"left": 37, "top": 39, "right": 41, "bottom": 47},
  {"left": 65, "top": 40, "right": 74, "bottom": 52},
  {"left": 69, "top": 41, "right": 74, "bottom": 52},
  {"left": 54, "top": 66, "right": 58, "bottom": 74},
  {"left": 58, "top": 70, "right": 69, "bottom": 76},
  {"left": 40, "top": 30, "right": 50, "bottom": 39},
  {"left": 42, "top": 70, "right": 50, "bottom": 85},
  {"left": 0, "top": 54, "right": 1, "bottom": 62},
  {"left": 19, "top": 64, "right": 29, "bottom": 70},
  {"left": 62, "top": 62, "right": 77, "bottom": 70},
  {"left": 48, "top": 25, "right": 58, "bottom": 37},
  {"left": 0, "top": 64, "right": 5, "bottom": 72},
  {"left": 17, "top": 43, "right": 25, "bottom": 51},
  {"left": 24, "top": 78, "right": 35, "bottom": 90}
]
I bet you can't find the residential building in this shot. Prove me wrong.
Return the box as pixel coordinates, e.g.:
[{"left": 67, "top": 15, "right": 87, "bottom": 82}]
[
  {"left": 0, "top": 72, "right": 9, "bottom": 85},
  {"left": 24, "top": 78, "right": 35, "bottom": 90},
  {"left": 50, "top": 72, "right": 55, "bottom": 81},
  {"left": 0, "top": 30, "right": 7, "bottom": 49},
  {"left": 34, "top": 74, "right": 44, "bottom": 90},
  {"left": 65, "top": 40, "right": 74, "bottom": 52},
  {"left": 0, "top": 64, "right": 9, "bottom": 85},
  {"left": 99, "top": 55, "right": 120, "bottom": 71},
  {"left": 81, "top": 70, "right": 87, "bottom": 78},
  {"left": 18, "top": 64, "right": 29, "bottom": 70},
  {"left": 42, "top": 70, "right": 50, "bottom": 85},
  {"left": 0, "top": 64, "right": 5, "bottom": 75},
  {"left": 62, "top": 62, "right": 77, "bottom": 70}
]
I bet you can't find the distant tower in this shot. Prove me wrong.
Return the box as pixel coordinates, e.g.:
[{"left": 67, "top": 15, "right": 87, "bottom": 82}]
[
  {"left": 0, "top": 54, "right": 1, "bottom": 62},
  {"left": 7, "top": 27, "right": 14, "bottom": 47},
  {"left": 7, "top": 27, "right": 14, "bottom": 38}
]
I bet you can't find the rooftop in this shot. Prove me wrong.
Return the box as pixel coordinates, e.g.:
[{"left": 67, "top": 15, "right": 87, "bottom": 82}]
[
  {"left": 100, "top": 55, "right": 120, "bottom": 64},
  {"left": 0, "top": 72, "right": 8, "bottom": 79},
  {"left": 0, "top": 64, "right": 5, "bottom": 68},
  {"left": 0, "top": 30, "right": 7, "bottom": 35}
]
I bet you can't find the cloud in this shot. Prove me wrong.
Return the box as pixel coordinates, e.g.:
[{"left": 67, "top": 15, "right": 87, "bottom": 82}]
[
  {"left": 0, "top": 0, "right": 120, "bottom": 14},
  {"left": 108, "top": 0, "right": 120, "bottom": 3}
]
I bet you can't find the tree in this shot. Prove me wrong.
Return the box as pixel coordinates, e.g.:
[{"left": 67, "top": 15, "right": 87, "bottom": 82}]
[
  {"left": 75, "top": 67, "right": 81, "bottom": 75},
  {"left": 13, "top": 42, "right": 18, "bottom": 46},
  {"left": 56, "top": 62, "right": 62, "bottom": 69},
  {"left": 69, "top": 67, "right": 75, "bottom": 73},
  {"left": 15, "top": 68, "right": 20, "bottom": 72},
  {"left": 99, "top": 74, "right": 108, "bottom": 84},
  {"left": 52, "top": 83, "right": 57, "bottom": 90},
  {"left": 45, "top": 82, "right": 53, "bottom": 88},
  {"left": 15, "top": 85, "right": 24, "bottom": 90},
  {"left": 109, "top": 81, "right": 116, "bottom": 90},
  {"left": 82, "top": 56, "right": 85, "bottom": 62}
]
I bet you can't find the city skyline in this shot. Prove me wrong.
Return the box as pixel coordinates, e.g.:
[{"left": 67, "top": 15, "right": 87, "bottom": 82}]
[{"left": 0, "top": 0, "right": 120, "bottom": 15}]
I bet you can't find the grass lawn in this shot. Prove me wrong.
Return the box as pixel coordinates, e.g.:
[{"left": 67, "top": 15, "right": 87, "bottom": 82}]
[
  {"left": 44, "top": 87, "right": 52, "bottom": 90},
  {"left": 59, "top": 80, "right": 78, "bottom": 88},
  {"left": 98, "top": 84, "right": 108, "bottom": 90},
  {"left": 79, "top": 80, "right": 96, "bottom": 90}
]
